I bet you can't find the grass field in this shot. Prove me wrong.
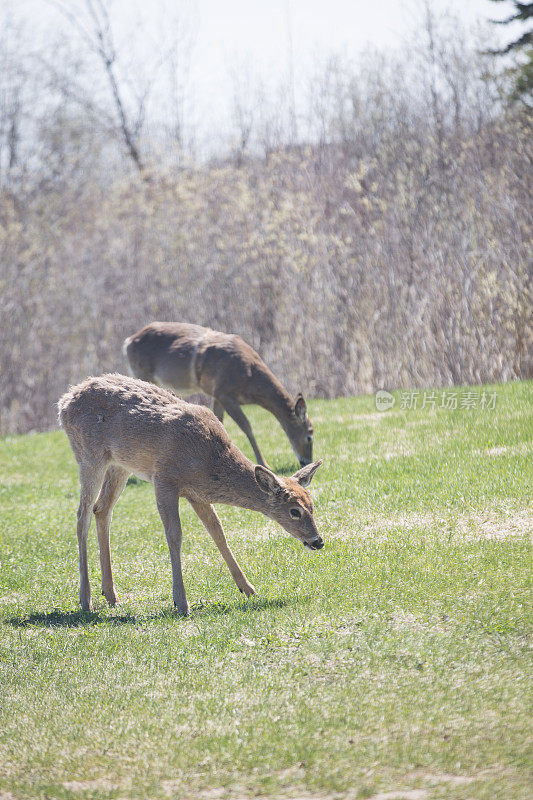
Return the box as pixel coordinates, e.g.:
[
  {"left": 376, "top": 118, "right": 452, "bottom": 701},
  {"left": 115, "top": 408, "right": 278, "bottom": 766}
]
[{"left": 0, "top": 381, "right": 531, "bottom": 800}]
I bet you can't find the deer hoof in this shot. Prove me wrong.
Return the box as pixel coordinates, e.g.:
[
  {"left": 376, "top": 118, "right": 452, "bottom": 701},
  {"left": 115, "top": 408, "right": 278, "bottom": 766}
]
[
  {"left": 173, "top": 601, "right": 190, "bottom": 617},
  {"left": 102, "top": 587, "right": 118, "bottom": 606}
]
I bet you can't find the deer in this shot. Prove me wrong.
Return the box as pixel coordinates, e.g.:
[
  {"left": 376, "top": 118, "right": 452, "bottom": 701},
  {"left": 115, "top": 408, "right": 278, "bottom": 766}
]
[
  {"left": 123, "top": 322, "right": 314, "bottom": 469},
  {"left": 58, "top": 373, "right": 323, "bottom": 615}
]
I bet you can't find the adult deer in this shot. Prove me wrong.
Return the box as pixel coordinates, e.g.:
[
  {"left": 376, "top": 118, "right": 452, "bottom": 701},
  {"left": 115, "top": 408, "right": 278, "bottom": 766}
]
[
  {"left": 123, "top": 322, "right": 314, "bottom": 468},
  {"left": 58, "top": 374, "right": 323, "bottom": 615}
]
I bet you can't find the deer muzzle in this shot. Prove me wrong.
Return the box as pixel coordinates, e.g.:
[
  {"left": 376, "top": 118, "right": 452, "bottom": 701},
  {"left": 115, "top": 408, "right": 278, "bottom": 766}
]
[{"left": 304, "top": 537, "right": 324, "bottom": 551}]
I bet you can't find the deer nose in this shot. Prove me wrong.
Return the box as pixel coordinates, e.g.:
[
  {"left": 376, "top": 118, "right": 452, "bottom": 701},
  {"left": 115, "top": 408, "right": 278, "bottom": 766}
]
[
  {"left": 299, "top": 457, "right": 311, "bottom": 467},
  {"left": 305, "top": 537, "right": 324, "bottom": 550}
]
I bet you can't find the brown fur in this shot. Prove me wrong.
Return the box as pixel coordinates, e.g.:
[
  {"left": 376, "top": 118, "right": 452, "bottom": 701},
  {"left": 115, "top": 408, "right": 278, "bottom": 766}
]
[
  {"left": 58, "top": 373, "right": 323, "bottom": 614},
  {"left": 123, "top": 322, "right": 314, "bottom": 468}
]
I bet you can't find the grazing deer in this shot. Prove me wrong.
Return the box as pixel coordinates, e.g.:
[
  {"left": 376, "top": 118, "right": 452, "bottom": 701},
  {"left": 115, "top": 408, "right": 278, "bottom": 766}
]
[
  {"left": 58, "top": 374, "right": 323, "bottom": 615},
  {"left": 123, "top": 322, "right": 314, "bottom": 468}
]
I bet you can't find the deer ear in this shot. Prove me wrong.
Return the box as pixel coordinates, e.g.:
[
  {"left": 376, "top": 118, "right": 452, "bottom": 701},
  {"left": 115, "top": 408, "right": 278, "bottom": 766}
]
[
  {"left": 254, "top": 465, "right": 284, "bottom": 495},
  {"left": 292, "top": 459, "right": 323, "bottom": 487},
  {"left": 294, "top": 394, "right": 307, "bottom": 421}
]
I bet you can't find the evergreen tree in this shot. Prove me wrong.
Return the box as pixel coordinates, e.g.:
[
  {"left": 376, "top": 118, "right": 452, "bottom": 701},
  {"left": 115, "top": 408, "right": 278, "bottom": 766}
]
[{"left": 489, "top": 0, "right": 533, "bottom": 102}]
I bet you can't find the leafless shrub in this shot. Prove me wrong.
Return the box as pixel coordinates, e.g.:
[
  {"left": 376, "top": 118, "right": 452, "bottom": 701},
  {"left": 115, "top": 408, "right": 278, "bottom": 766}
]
[{"left": 0, "top": 10, "right": 531, "bottom": 434}]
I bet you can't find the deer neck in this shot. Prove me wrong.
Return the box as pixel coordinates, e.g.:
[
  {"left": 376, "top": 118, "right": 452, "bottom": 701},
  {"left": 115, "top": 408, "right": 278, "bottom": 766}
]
[
  {"left": 253, "top": 369, "right": 295, "bottom": 431},
  {"left": 208, "top": 450, "right": 272, "bottom": 516}
]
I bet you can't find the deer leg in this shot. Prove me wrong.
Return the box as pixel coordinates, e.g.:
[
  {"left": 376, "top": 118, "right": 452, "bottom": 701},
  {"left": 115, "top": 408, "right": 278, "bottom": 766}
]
[
  {"left": 210, "top": 397, "right": 225, "bottom": 422},
  {"left": 76, "top": 462, "right": 106, "bottom": 612},
  {"left": 93, "top": 465, "right": 129, "bottom": 607},
  {"left": 188, "top": 499, "right": 256, "bottom": 597},
  {"left": 218, "top": 395, "right": 268, "bottom": 467},
  {"left": 154, "top": 477, "right": 189, "bottom": 616}
]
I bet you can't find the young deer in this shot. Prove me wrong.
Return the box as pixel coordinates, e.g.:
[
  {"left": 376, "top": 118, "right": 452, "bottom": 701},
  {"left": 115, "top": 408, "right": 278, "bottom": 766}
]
[
  {"left": 123, "top": 322, "right": 314, "bottom": 468},
  {"left": 58, "top": 374, "right": 323, "bottom": 615}
]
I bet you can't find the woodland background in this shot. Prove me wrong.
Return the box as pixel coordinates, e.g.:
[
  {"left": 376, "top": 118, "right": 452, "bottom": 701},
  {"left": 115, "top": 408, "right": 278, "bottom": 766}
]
[{"left": 0, "top": 1, "right": 531, "bottom": 434}]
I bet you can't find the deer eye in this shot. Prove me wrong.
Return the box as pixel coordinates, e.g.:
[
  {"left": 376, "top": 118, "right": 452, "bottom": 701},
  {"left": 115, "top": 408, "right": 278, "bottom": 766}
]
[{"left": 290, "top": 507, "right": 302, "bottom": 519}]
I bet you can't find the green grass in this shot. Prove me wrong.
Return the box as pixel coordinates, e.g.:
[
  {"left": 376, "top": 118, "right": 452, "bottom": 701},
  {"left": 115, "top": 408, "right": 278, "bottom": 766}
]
[{"left": 0, "top": 381, "right": 531, "bottom": 800}]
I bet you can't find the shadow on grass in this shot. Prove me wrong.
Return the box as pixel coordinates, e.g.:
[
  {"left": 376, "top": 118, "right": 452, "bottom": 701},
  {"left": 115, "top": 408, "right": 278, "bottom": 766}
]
[
  {"left": 190, "top": 595, "right": 301, "bottom": 618},
  {"left": 4, "top": 596, "right": 303, "bottom": 628},
  {"left": 5, "top": 609, "right": 138, "bottom": 628},
  {"left": 270, "top": 462, "right": 300, "bottom": 476},
  {"left": 126, "top": 475, "right": 146, "bottom": 487}
]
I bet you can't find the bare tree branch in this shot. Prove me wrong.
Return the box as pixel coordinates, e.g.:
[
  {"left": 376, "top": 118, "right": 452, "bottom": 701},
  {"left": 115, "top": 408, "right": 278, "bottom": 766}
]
[{"left": 45, "top": 0, "right": 145, "bottom": 172}]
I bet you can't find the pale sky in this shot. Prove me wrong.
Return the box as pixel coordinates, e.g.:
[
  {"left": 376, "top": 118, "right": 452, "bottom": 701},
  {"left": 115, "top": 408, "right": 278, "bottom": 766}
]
[
  {"left": 175, "top": 0, "right": 516, "bottom": 150},
  {"left": 10, "top": 0, "right": 521, "bottom": 153},
  {"left": 194, "top": 0, "right": 502, "bottom": 60}
]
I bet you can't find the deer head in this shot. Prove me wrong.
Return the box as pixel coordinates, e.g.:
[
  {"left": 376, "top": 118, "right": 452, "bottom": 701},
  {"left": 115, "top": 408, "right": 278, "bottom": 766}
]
[
  {"left": 286, "top": 393, "right": 314, "bottom": 467},
  {"left": 254, "top": 459, "right": 323, "bottom": 549}
]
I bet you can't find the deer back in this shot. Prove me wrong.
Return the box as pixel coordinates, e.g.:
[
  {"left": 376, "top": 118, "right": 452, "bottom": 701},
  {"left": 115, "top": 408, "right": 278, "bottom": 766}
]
[{"left": 58, "top": 374, "right": 239, "bottom": 483}]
